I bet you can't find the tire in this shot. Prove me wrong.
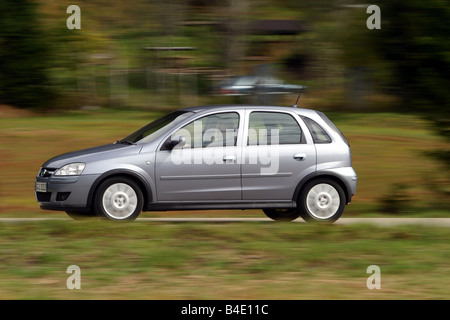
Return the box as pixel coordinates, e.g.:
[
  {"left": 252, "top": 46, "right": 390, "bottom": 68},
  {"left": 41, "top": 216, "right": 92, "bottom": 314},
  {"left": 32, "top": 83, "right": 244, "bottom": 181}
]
[
  {"left": 94, "top": 177, "right": 143, "bottom": 221},
  {"left": 298, "top": 179, "right": 346, "bottom": 223},
  {"left": 65, "top": 211, "right": 97, "bottom": 220},
  {"left": 263, "top": 208, "right": 300, "bottom": 221}
]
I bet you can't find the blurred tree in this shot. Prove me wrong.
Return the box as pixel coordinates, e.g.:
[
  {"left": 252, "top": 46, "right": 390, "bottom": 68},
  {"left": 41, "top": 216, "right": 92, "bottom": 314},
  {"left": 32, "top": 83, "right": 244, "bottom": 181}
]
[
  {"left": 373, "top": 0, "right": 450, "bottom": 169},
  {"left": 337, "top": 0, "right": 449, "bottom": 169},
  {"left": 0, "top": 0, "right": 54, "bottom": 109},
  {"left": 224, "top": 0, "right": 250, "bottom": 73}
]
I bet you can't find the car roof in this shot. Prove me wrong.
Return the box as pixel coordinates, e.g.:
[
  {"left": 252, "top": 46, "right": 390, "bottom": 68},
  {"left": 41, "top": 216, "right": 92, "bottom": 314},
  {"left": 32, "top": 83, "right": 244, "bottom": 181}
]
[{"left": 180, "top": 104, "right": 319, "bottom": 117}]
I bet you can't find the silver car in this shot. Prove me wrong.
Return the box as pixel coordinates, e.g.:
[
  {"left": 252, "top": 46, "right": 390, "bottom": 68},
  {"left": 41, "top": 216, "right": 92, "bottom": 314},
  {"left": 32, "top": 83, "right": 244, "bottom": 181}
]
[{"left": 35, "top": 105, "right": 357, "bottom": 222}]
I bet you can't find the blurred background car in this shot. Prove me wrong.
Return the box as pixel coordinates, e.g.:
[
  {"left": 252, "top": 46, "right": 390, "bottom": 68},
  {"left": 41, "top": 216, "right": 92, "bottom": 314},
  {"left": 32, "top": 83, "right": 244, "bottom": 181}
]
[{"left": 217, "top": 75, "right": 307, "bottom": 97}]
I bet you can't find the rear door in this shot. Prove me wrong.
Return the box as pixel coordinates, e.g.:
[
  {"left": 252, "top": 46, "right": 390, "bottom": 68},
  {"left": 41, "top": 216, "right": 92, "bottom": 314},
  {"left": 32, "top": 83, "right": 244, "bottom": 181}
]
[{"left": 241, "top": 110, "right": 316, "bottom": 201}]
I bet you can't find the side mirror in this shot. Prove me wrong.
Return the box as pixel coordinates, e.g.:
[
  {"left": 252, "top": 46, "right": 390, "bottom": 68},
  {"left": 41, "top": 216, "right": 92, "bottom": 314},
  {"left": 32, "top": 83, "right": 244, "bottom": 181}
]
[{"left": 168, "top": 136, "right": 186, "bottom": 149}]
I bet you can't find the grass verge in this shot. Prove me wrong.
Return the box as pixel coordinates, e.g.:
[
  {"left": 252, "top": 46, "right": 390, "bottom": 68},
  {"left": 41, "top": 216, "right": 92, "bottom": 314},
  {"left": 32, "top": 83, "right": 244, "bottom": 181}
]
[{"left": 0, "top": 221, "right": 448, "bottom": 299}]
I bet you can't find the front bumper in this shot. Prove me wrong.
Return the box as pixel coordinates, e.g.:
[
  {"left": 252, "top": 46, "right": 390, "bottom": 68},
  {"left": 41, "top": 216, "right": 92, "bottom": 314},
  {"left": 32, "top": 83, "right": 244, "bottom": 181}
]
[{"left": 35, "top": 173, "right": 100, "bottom": 212}]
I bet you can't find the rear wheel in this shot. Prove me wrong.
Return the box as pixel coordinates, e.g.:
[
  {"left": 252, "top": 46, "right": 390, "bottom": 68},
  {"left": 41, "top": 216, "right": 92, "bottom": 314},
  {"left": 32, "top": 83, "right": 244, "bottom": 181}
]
[
  {"left": 298, "top": 179, "right": 345, "bottom": 223},
  {"left": 94, "top": 177, "right": 143, "bottom": 221},
  {"left": 263, "top": 208, "right": 300, "bottom": 221}
]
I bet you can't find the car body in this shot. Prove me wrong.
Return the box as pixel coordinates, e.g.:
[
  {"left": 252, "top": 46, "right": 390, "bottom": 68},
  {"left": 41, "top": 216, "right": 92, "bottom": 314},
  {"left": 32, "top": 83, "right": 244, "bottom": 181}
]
[
  {"left": 35, "top": 105, "right": 357, "bottom": 222},
  {"left": 217, "top": 76, "right": 307, "bottom": 96}
]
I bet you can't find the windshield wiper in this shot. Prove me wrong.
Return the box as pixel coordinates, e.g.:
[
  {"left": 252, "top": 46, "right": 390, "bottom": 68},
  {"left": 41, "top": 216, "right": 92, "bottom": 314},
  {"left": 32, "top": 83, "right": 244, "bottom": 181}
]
[{"left": 116, "top": 140, "right": 137, "bottom": 145}]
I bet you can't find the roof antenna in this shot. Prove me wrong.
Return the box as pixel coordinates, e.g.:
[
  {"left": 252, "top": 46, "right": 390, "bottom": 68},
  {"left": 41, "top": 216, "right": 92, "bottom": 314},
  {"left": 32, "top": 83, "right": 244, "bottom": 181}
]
[{"left": 290, "top": 91, "right": 301, "bottom": 108}]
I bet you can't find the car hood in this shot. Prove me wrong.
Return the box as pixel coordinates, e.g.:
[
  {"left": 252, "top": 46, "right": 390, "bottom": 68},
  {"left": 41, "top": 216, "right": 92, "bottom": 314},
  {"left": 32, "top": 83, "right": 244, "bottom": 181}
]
[{"left": 42, "top": 143, "right": 142, "bottom": 169}]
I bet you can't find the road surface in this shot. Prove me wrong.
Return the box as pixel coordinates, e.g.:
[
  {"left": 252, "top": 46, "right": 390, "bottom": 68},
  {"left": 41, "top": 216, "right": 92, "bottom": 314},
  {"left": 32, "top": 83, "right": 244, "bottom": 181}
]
[{"left": 0, "top": 217, "right": 449, "bottom": 226}]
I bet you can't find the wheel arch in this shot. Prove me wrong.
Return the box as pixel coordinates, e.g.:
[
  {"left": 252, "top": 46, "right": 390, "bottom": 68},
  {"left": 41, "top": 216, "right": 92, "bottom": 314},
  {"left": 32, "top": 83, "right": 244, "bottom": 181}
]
[
  {"left": 293, "top": 172, "right": 352, "bottom": 205},
  {"left": 87, "top": 169, "right": 153, "bottom": 211}
]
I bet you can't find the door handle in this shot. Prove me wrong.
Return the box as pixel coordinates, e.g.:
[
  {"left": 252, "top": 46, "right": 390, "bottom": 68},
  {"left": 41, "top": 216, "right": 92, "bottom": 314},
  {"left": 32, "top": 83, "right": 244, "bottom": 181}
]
[
  {"left": 293, "top": 153, "right": 306, "bottom": 161},
  {"left": 223, "top": 155, "right": 237, "bottom": 163}
]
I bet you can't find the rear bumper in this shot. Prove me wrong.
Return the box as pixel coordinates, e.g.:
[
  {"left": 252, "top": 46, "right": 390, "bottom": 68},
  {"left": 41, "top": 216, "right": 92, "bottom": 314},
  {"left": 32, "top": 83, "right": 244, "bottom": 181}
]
[{"left": 325, "top": 167, "right": 357, "bottom": 203}]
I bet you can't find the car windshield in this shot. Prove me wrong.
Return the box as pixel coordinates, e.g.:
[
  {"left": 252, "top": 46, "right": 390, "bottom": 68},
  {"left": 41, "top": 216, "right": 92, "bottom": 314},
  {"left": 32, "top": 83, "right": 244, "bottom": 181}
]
[
  {"left": 119, "top": 111, "right": 194, "bottom": 144},
  {"left": 234, "top": 76, "right": 258, "bottom": 86}
]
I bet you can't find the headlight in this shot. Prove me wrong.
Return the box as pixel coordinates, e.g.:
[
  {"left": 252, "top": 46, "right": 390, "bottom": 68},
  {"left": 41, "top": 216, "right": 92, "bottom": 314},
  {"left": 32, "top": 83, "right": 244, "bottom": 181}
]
[{"left": 54, "top": 163, "right": 86, "bottom": 176}]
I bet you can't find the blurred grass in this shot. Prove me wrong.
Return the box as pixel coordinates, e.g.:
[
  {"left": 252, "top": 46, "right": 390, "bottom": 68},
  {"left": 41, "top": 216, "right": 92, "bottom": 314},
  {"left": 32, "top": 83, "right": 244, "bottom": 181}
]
[
  {"left": 0, "top": 220, "right": 448, "bottom": 299},
  {"left": 0, "top": 108, "right": 448, "bottom": 217},
  {"left": 0, "top": 109, "right": 448, "bottom": 299},
  {"left": 332, "top": 112, "right": 449, "bottom": 215}
]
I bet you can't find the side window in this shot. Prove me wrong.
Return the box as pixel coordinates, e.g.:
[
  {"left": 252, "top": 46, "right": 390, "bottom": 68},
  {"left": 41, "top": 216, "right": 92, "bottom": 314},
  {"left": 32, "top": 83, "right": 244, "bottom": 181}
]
[
  {"left": 248, "top": 112, "right": 303, "bottom": 145},
  {"left": 172, "top": 112, "right": 239, "bottom": 148},
  {"left": 302, "top": 117, "right": 332, "bottom": 144}
]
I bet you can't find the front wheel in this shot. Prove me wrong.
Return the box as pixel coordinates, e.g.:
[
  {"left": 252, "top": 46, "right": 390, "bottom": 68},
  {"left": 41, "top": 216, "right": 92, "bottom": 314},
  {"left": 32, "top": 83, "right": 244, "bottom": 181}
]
[
  {"left": 94, "top": 177, "right": 143, "bottom": 221},
  {"left": 298, "top": 179, "right": 346, "bottom": 223}
]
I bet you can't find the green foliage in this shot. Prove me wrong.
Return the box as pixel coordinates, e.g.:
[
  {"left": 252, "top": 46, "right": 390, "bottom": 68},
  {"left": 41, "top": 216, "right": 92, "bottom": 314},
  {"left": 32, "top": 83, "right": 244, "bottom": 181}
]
[
  {"left": 0, "top": 0, "right": 54, "bottom": 109},
  {"left": 335, "top": 0, "right": 450, "bottom": 173},
  {"left": 373, "top": 0, "right": 450, "bottom": 135},
  {"left": 378, "top": 183, "right": 413, "bottom": 215}
]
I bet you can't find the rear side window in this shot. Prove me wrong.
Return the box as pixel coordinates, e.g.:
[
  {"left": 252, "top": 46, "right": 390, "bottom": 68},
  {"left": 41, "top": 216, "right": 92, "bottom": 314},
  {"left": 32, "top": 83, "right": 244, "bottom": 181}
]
[
  {"left": 302, "top": 117, "right": 332, "bottom": 144},
  {"left": 248, "top": 112, "right": 304, "bottom": 145},
  {"left": 317, "top": 111, "right": 350, "bottom": 146}
]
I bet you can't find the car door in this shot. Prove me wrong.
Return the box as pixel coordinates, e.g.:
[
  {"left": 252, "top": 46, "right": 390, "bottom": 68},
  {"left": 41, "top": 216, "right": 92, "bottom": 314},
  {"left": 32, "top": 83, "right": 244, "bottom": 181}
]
[
  {"left": 155, "top": 111, "right": 242, "bottom": 202},
  {"left": 241, "top": 110, "right": 316, "bottom": 201}
]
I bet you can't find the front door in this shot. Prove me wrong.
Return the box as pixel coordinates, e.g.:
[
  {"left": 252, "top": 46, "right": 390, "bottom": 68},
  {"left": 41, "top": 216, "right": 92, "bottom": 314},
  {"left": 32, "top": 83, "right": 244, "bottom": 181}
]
[{"left": 155, "top": 111, "right": 242, "bottom": 202}]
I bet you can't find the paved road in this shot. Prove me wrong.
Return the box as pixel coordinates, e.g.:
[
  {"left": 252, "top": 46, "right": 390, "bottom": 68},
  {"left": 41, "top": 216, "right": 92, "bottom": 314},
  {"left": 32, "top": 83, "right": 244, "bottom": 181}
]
[
  {"left": 143, "top": 217, "right": 450, "bottom": 226},
  {"left": 0, "top": 217, "right": 449, "bottom": 226}
]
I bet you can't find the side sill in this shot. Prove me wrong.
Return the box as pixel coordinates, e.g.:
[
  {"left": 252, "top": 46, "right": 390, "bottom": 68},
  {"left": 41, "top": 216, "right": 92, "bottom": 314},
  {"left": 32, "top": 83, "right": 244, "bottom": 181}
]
[{"left": 144, "top": 201, "right": 296, "bottom": 211}]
